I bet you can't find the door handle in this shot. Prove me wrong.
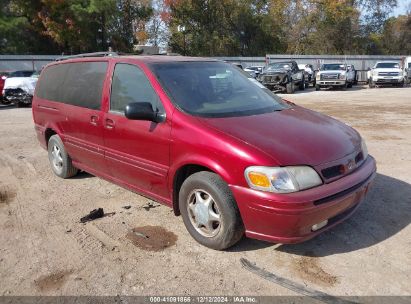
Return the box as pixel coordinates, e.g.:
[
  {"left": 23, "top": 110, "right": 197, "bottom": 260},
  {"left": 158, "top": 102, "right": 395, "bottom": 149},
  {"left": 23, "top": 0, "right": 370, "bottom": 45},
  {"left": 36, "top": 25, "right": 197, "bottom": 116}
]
[
  {"left": 90, "top": 115, "right": 99, "bottom": 126},
  {"left": 105, "top": 118, "right": 115, "bottom": 129}
]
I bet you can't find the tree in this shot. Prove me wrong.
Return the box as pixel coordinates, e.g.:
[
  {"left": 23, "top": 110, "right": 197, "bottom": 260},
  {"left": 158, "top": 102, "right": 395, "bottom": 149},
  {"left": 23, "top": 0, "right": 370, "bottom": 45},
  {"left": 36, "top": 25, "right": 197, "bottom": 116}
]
[
  {"left": 0, "top": 0, "right": 406, "bottom": 55},
  {"left": 146, "top": 0, "right": 170, "bottom": 47},
  {"left": 110, "top": 0, "right": 152, "bottom": 51},
  {"left": 0, "top": 0, "right": 153, "bottom": 54},
  {"left": 165, "top": 0, "right": 284, "bottom": 56},
  {"left": 370, "top": 14, "right": 411, "bottom": 54},
  {"left": 0, "top": 0, "right": 60, "bottom": 54}
]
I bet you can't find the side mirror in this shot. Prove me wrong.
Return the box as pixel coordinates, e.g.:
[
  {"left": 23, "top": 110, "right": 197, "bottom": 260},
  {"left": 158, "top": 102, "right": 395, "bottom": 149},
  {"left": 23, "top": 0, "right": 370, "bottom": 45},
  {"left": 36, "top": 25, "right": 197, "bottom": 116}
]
[
  {"left": 367, "top": 67, "right": 371, "bottom": 71},
  {"left": 125, "top": 102, "right": 164, "bottom": 122}
]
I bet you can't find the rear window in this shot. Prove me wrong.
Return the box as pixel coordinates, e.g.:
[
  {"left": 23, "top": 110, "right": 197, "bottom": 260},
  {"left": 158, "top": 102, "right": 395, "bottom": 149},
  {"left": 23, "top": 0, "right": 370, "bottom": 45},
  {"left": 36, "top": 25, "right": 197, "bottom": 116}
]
[{"left": 36, "top": 61, "right": 108, "bottom": 110}]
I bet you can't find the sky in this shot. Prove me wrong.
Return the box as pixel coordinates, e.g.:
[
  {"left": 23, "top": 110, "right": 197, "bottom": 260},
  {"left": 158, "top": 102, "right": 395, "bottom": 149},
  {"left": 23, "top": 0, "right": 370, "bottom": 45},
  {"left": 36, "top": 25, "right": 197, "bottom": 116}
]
[{"left": 391, "top": 0, "right": 411, "bottom": 16}]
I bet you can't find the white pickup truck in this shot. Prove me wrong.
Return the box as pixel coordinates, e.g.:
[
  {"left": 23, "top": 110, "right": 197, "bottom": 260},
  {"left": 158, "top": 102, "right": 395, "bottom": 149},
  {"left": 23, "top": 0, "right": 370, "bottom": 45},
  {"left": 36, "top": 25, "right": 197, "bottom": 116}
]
[
  {"left": 405, "top": 57, "right": 411, "bottom": 84},
  {"left": 368, "top": 61, "right": 405, "bottom": 88},
  {"left": 315, "top": 63, "right": 355, "bottom": 90}
]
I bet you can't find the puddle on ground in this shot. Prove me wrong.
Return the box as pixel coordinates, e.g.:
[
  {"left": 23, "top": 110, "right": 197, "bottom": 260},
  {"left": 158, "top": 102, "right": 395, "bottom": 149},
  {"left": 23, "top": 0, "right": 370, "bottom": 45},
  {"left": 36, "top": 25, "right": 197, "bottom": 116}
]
[
  {"left": 126, "top": 226, "right": 177, "bottom": 251},
  {"left": 293, "top": 252, "right": 338, "bottom": 287},
  {"left": 34, "top": 270, "right": 73, "bottom": 292},
  {"left": 0, "top": 187, "right": 16, "bottom": 205}
]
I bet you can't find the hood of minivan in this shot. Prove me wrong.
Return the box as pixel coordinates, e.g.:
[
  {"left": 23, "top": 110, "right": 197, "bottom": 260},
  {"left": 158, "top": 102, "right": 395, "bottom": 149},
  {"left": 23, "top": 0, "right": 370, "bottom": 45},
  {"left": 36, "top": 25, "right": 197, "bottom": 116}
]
[{"left": 199, "top": 106, "right": 361, "bottom": 166}]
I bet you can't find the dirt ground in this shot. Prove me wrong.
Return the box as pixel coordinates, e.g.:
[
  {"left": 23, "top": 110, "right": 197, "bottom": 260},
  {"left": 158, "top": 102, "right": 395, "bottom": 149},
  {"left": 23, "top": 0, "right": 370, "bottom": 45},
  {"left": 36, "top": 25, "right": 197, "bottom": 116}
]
[{"left": 0, "top": 85, "right": 410, "bottom": 297}]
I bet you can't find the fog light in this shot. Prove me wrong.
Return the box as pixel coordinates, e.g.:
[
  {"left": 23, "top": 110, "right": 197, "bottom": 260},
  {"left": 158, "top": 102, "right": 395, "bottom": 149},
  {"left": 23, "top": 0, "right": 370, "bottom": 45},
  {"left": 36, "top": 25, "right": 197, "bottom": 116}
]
[{"left": 312, "top": 220, "right": 328, "bottom": 231}]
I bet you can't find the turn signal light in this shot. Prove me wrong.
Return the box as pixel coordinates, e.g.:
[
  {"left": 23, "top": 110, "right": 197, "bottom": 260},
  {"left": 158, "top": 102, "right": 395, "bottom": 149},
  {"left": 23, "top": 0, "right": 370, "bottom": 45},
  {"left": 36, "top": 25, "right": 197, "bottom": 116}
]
[{"left": 247, "top": 172, "right": 270, "bottom": 188}]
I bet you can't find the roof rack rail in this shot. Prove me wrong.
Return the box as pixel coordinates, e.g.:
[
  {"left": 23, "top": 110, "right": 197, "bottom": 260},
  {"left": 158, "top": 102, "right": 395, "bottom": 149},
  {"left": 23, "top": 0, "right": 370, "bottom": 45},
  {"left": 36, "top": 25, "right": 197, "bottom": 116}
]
[{"left": 55, "top": 52, "right": 119, "bottom": 61}]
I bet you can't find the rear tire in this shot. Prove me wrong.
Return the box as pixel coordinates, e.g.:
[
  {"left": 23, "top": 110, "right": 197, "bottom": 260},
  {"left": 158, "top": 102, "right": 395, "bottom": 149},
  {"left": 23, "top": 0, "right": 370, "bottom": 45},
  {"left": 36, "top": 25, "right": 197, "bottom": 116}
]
[
  {"left": 48, "top": 135, "right": 78, "bottom": 179},
  {"left": 179, "top": 171, "right": 244, "bottom": 250}
]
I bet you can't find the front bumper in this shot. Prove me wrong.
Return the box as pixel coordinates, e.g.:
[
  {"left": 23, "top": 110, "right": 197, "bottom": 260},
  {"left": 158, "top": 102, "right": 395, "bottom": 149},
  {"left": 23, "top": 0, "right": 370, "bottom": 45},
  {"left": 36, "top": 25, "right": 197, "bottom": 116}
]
[
  {"left": 4, "top": 89, "right": 33, "bottom": 104},
  {"left": 230, "top": 156, "right": 377, "bottom": 244},
  {"left": 261, "top": 74, "right": 288, "bottom": 89},
  {"left": 373, "top": 76, "right": 403, "bottom": 84},
  {"left": 317, "top": 80, "right": 346, "bottom": 86}
]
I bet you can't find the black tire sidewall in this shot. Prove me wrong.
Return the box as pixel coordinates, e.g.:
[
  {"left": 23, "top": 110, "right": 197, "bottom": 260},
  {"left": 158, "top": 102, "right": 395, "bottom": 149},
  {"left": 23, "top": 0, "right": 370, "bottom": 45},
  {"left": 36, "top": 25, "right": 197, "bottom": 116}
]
[
  {"left": 48, "top": 135, "right": 77, "bottom": 178},
  {"left": 286, "top": 79, "right": 294, "bottom": 94},
  {"left": 179, "top": 172, "right": 244, "bottom": 250}
]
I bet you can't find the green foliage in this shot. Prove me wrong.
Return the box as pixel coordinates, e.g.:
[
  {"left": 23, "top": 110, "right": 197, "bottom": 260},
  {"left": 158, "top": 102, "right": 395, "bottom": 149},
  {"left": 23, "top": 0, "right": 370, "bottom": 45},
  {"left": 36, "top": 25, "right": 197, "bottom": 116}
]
[
  {"left": 370, "top": 15, "right": 411, "bottom": 54},
  {"left": 166, "top": 0, "right": 410, "bottom": 56},
  {"left": 0, "top": 0, "right": 409, "bottom": 55},
  {"left": 0, "top": 0, "right": 152, "bottom": 54},
  {"left": 166, "top": 0, "right": 283, "bottom": 56}
]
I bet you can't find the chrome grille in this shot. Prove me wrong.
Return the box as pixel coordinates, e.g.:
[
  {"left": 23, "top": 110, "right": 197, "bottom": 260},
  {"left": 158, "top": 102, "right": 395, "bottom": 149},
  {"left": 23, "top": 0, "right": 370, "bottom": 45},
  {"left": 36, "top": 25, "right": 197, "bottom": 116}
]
[
  {"left": 378, "top": 72, "right": 399, "bottom": 76},
  {"left": 321, "top": 151, "right": 365, "bottom": 181},
  {"left": 321, "top": 73, "right": 339, "bottom": 80}
]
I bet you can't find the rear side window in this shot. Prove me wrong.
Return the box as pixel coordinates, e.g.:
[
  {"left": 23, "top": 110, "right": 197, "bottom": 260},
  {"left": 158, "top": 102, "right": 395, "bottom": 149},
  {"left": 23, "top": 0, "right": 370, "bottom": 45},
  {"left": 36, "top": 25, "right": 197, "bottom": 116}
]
[
  {"left": 110, "top": 63, "right": 161, "bottom": 113},
  {"left": 36, "top": 62, "right": 108, "bottom": 110}
]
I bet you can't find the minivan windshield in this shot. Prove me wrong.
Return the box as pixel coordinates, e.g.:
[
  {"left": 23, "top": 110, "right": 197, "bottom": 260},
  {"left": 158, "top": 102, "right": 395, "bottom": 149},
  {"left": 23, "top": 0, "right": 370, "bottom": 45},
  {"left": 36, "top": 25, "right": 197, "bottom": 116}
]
[
  {"left": 149, "top": 61, "right": 287, "bottom": 118},
  {"left": 375, "top": 62, "right": 400, "bottom": 69},
  {"left": 321, "top": 64, "right": 346, "bottom": 71}
]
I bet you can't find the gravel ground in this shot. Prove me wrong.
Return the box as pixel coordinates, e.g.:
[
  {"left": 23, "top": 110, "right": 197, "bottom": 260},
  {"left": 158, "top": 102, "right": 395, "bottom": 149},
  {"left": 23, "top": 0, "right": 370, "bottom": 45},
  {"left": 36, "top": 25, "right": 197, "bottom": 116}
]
[{"left": 0, "top": 85, "right": 410, "bottom": 297}]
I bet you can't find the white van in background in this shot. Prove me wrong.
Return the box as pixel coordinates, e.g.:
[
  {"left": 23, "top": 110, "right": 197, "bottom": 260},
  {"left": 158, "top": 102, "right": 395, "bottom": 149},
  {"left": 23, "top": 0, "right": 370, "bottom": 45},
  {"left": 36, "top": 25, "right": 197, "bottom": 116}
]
[{"left": 405, "top": 57, "right": 411, "bottom": 84}]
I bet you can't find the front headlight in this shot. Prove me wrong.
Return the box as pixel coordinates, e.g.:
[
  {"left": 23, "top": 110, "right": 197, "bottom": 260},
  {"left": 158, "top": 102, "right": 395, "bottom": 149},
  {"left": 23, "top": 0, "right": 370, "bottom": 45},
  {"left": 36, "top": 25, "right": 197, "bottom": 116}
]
[
  {"left": 361, "top": 138, "right": 368, "bottom": 160},
  {"left": 372, "top": 70, "right": 378, "bottom": 77},
  {"left": 316, "top": 73, "right": 320, "bottom": 80},
  {"left": 339, "top": 73, "right": 346, "bottom": 80},
  {"left": 245, "top": 166, "right": 323, "bottom": 193}
]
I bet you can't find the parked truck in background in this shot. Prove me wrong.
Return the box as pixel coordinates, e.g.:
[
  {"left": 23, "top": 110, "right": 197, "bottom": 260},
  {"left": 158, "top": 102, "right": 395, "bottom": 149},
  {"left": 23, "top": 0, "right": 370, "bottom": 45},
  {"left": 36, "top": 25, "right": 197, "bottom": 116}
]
[
  {"left": 315, "top": 63, "right": 355, "bottom": 90},
  {"left": 405, "top": 57, "right": 411, "bottom": 84},
  {"left": 368, "top": 61, "right": 405, "bottom": 88}
]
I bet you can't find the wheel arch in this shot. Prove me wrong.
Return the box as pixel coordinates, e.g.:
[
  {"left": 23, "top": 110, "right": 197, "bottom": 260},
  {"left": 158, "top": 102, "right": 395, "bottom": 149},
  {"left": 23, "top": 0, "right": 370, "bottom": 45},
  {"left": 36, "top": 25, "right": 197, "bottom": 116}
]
[
  {"left": 43, "top": 123, "right": 63, "bottom": 146},
  {"left": 45, "top": 128, "right": 57, "bottom": 145},
  {"left": 170, "top": 159, "right": 232, "bottom": 216}
]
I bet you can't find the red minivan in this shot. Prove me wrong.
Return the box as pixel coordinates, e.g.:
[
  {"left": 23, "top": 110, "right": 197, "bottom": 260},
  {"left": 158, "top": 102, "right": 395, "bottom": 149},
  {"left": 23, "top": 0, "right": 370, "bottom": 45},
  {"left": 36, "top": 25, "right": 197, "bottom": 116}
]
[{"left": 32, "top": 53, "right": 376, "bottom": 250}]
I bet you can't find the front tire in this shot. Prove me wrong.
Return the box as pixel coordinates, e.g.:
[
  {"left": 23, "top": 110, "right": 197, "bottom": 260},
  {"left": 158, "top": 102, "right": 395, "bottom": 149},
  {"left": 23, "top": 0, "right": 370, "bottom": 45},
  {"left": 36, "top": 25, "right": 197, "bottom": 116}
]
[
  {"left": 48, "top": 135, "right": 78, "bottom": 178},
  {"left": 299, "top": 78, "right": 305, "bottom": 90},
  {"left": 315, "top": 84, "right": 320, "bottom": 91},
  {"left": 179, "top": 171, "right": 244, "bottom": 250},
  {"left": 286, "top": 79, "right": 295, "bottom": 94},
  {"left": 369, "top": 79, "right": 375, "bottom": 88}
]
